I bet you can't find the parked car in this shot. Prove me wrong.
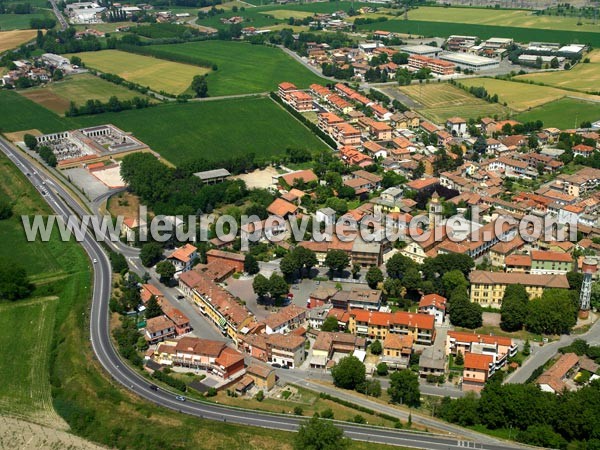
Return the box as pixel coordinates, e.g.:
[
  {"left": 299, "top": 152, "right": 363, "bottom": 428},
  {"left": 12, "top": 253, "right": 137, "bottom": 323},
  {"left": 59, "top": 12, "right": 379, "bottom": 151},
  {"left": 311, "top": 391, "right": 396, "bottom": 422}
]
[{"left": 271, "top": 363, "right": 282, "bottom": 368}]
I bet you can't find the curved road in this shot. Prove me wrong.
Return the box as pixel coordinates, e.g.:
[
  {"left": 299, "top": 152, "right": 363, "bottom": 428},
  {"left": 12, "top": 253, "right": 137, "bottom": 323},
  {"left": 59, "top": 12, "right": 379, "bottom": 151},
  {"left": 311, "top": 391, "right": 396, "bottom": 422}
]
[{"left": 0, "top": 137, "right": 524, "bottom": 450}]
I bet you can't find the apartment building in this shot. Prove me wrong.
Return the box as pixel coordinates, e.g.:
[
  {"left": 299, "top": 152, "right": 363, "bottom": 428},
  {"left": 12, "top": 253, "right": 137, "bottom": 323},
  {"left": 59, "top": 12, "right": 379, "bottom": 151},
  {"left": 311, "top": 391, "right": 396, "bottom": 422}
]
[
  {"left": 332, "top": 122, "right": 362, "bottom": 146},
  {"left": 530, "top": 250, "right": 574, "bottom": 275},
  {"left": 347, "top": 309, "right": 435, "bottom": 345}
]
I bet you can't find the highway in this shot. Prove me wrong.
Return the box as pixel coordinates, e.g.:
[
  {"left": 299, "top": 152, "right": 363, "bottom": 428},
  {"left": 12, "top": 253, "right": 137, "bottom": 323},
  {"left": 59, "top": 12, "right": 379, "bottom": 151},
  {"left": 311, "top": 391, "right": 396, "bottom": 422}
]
[{"left": 0, "top": 136, "right": 524, "bottom": 450}]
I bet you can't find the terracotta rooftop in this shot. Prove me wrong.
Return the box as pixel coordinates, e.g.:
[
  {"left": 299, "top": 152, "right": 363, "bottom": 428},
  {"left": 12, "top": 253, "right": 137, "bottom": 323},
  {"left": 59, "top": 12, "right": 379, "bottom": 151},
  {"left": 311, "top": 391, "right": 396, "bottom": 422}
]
[
  {"left": 469, "top": 270, "right": 569, "bottom": 288},
  {"left": 464, "top": 352, "right": 494, "bottom": 371}
]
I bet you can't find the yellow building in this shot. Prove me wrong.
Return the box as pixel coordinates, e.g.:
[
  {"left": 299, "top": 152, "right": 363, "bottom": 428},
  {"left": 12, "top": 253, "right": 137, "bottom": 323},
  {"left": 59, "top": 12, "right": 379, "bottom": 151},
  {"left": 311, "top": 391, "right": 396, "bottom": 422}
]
[
  {"left": 246, "top": 363, "right": 277, "bottom": 391},
  {"left": 468, "top": 270, "right": 570, "bottom": 308}
]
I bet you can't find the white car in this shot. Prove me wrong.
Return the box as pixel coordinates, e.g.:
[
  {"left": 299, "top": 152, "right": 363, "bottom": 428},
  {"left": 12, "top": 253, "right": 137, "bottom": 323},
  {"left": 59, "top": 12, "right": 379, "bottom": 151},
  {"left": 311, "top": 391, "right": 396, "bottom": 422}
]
[{"left": 93, "top": 259, "right": 98, "bottom": 264}]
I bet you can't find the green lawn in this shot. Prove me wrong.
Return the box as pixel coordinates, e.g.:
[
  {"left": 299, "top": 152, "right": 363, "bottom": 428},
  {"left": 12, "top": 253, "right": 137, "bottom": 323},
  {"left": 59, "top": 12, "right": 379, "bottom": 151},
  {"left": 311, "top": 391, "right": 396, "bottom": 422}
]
[
  {"left": 19, "top": 73, "right": 154, "bottom": 115},
  {"left": 515, "top": 97, "right": 600, "bottom": 129},
  {"left": 74, "top": 96, "right": 328, "bottom": 164},
  {"left": 148, "top": 41, "right": 326, "bottom": 96},
  {"left": 358, "top": 19, "right": 600, "bottom": 47}
]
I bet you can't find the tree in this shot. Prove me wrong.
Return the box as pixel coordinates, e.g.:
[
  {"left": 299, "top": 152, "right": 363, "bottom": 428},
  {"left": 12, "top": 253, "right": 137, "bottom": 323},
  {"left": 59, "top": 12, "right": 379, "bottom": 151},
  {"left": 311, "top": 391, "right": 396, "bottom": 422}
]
[
  {"left": 156, "top": 260, "right": 175, "bottom": 283},
  {"left": 525, "top": 289, "right": 577, "bottom": 335},
  {"left": 366, "top": 266, "right": 383, "bottom": 288},
  {"left": 294, "top": 417, "right": 350, "bottom": 450},
  {"left": 388, "top": 370, "right": 420, "bottom": 407},
  {"left": 370, "top": 339, "right": 383, "bottom": 355},
  {"left": 441, "top": 270, "right": 468, "bottom": 296},
  {"left": 191, "top": 75, "right": 208, "bottom": 98},
  {"left": 140, "top": 243, "right": 163, "bottom": 267},
  {"left": 454, "top": 350, "right": 464, "bottom": 366},
  {"left": 324, "top": 250, "right": 349, "bottom": 275},
  {"left": 145, "top": 295, "right": 163, "bottom": 319},
  {"left": 522, "top": 340, "right": 531, "bottom": 356},
  {"left": 376, "top": 362, "right": 389, "bottom": 376},
  {"left": 0, "top": 262, "right": 33, "bottom": 301},
  {"left": 23, "top": 133, "right": 37, "bottom": 150},
  {"left": 321, "top": 316, "right": 339, "bottom": 332},
  {"left": 252, "top": 274, "right": 270, "bottom": 298},
  {"left": 449, "top": 286, "right": 482, "bottom": 329},
  {"left": 500, "top": 284, "right": 529, "bottom": 331},
  {"left": 244, "top": 254, "right": 259, "bottom": 275},
  {"left": 280, "top": 253, "right": 301, "bottom": 280},
  {"left": 269, "top": 273, "right": 289, "bottom": 299},
  {"left": 386, "top": 253, "right": 416, "bottom": 279},
  {"left": 331, "top": 356, "right": 366, "bottom": 390}
]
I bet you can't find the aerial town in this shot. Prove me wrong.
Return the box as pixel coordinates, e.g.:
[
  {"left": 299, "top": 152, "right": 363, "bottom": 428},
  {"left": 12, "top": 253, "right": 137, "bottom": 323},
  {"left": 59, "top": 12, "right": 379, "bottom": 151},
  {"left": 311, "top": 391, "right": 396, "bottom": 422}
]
[{"left": 1, "top": 0, "right": 600, "bottom": 448}]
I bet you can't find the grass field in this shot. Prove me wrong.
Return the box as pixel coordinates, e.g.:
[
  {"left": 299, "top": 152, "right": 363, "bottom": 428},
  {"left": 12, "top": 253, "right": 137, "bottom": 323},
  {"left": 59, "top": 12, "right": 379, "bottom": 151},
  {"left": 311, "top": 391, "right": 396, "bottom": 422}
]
[
  {"left": 358, "top": 19, "right": 600, "bottom": 47},
  {"left": 397, "top": 83, "right": 510, "bottom": 122},
  {"left": 0, "top": 29, "right": 38, "bottom": 52},
  {"left": 67, "top": 50, "right": 211, "bottom": 95},
  {"left": 19, "top": 73, "right": 153, "bottom": 115},
  {"left": 74, "top": 96, "right": 328, "bottom": 164},
  {"left": 516, "top": 50, "right": 600, "bottom": 94},
  {"left": 0, "top": 90, "right": 326, "bottom": 165},
  {"left": 407, "top": 6, "right": 600, "bottom": 33},
  {"left": 149, "top": 41, "right": 326, "bottom": 96},
  {"left": 515, "top": 97, "right": 600, "bottom": 129},
  {"left": 0, "top": 12, "right": 47, "bottom": 30},
  {"left": 0, "top": 90, "right": 74, "bottom": 133},
  {"left": 262, "top": 9, "right": 313, "bottom": 20},
  {"left": 459, "top": 77, "right": 600, "bottom": 111}
]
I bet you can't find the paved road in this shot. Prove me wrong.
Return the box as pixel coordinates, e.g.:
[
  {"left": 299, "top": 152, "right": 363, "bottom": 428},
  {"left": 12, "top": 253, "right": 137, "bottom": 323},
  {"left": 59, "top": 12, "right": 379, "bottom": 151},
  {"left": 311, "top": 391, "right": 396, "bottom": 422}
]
[
  {"left": 505, "top": 318, "right": 600, "bottom": 384},
  {"left": 1, "top": 137, "right": 527, "bottom": 449},
  {"left": 48, "top": 0, "right": 68, "bottom": 30}
]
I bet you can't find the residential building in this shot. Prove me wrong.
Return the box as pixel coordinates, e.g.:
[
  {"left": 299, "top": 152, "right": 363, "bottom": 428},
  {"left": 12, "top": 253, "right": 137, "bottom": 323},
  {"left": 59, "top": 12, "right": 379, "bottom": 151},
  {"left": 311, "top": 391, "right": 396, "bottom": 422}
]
[
  {"left": 332, "top": 122, "right": 362, "bottom": 146},
  {"left": 463, "top": 353, "right": 495, "bottom": 392},
  {"left": 246, "top": 363, "right": 277, "bottom": 391},
  {"left": 446, "top": 117, "right": 467, "bottom": 136},
  {"left": 264, "top": 304, "right": 307, "bottom": 334},
  {"left": 469, "top": 270, "right": 570, "bottom": 307},
  {"left": 446, "top": 331, "right": 517, "bottom": 370},
  {"left": 381, "top": 333, "right": 413, "bottom": 369},
  {"left": 278, "top": 82, "right": 298, "bottom": 101},
  {"left": 331, "top": 288, "right": 382, "bottom": 311},
  {"left": 288, "top": 90, "right": 315, "bottom": 112},
  {"left": 145, "top": 316, "right": 176, "bottom": 344},
  {"left": 537, "top": 352, "right": 579, "bottom": 394},
  {"left": 530, "top": 250, "right": 574, "bottom": 275},
  {"left": 206, "top": 249, "right": 245, "bottom": 273},
  {"left": 166, "top": 243, "right": 198, "bottom": 272},
  {"left": 310, "top": 331, "right": 366, "bottom": 368},
  {"left": 347, "top": 309, "right": 435, "bottom": 344},
  {"left": 418, "top": 293, "right": 446, "bottom": 325}
]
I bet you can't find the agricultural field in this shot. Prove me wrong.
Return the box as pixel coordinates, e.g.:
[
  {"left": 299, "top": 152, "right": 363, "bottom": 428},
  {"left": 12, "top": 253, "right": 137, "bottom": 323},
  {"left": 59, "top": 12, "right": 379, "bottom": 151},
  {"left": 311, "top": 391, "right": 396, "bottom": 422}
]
[
  {"left": 407, "top": 6, "right": 600, "bottom": 33},
  {"left": 0, "top": 29, "right": 38, "bottom": 52},
  {"left": 261, "top": 9, "right": 313, "bottom": 20},
  {"left": 74, "top": 96, "right": 329, "bottom": 165},
  {"left": 0, "top": 90, "right": 74, "bottom": 133},
  {"left": 358, "top": 20, "right": 600, "bottom": 47},
  {"left": 397, "top": 83, "right": 510, "bottom": 122},
  {"left": 67, "top": 49, "right": 211, "bottom": 95},
  {"left": 459, "top": 77, "right": 600, "bottom": 111},
  {"left": 0, "top": 12, "right": 47, "bottom": 30},
  {"left": 19, "top": 73, "right": 154, "bottom": 115},
  {"left": 515, "top": 97, "right": 600, "bottom": 129},
  {"left": 148, "top": 41, "right": 326, "bottom": 96},
  {"left": 516, "top": 50, "right": 600, "bottom": 94}
]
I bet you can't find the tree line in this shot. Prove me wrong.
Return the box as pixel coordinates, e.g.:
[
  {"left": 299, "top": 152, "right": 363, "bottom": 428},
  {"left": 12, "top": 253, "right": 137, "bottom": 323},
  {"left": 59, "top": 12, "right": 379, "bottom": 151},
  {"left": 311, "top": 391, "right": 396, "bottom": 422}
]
[{"left": 65, "top": 96, "right": 154, "bottom": 116}]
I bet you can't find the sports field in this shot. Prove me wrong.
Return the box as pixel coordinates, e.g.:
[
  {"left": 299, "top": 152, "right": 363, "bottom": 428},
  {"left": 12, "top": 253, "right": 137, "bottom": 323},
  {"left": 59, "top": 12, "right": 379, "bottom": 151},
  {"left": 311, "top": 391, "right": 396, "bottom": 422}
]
[
  {"left": 397, "top": 83, "right": 510, "bottom": 122},
  {"left": 74, "top": 96, "right": 328, "bottom": 164},
  {"left": 0, "top": 29, "right": 38, "bottom": 52},
  {"left": 459, "top": 78, "right": 600, "bottom": 111},
  {"left": 407, "top": 6, "right": 600, "bottom": 33},
  {"left": 516, "top": 50, "right": 600, "bottom": 94},
  {"left": 19, "top": 73, "right": 153, "bottom": 115},
  {"left": 148, "top": 41, "right": 326, "bottom": 96},
  {"left": 515, "top": 97, "right": 600, "bottom": 129},
  {"left": 67, "top": 50, "right": 211, "bottom": 95}
]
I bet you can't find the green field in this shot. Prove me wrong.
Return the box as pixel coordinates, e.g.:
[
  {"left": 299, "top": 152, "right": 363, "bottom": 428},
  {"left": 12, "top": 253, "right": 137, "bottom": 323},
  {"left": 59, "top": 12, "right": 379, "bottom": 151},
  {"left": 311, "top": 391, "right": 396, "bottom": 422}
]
[
  {"left": 397, "top": 83, "right": 510, "bottom": 122},
  {"left": 516, "top": 50, "right": 600, "bottom": 94},
  {"left": 74, "top": 96, "right": 328, "bottom": 164},
  {"left": 19, "top": 73, "right": 154, "bottom": 115},
  {"left": 0, "top": 12, "right": 47, "bottom": 30},
  {"left": 68, "top": 50, "right": 211, "bottom": 95},
  {"left": 407, "top": 6, "right": 600, "bottom": 33},
  {"left": 459, "top": 77, "right": 600, "bottom": 111},
  {"left": 358, "top": 19, "right": 600, "bottom": 47},
  {"left": 0, "top": 91, "right": 327, "bottom": 165},
  {"left": 0, "top": 90, "right": 75, "bottom": 133},
  {"left": 148, "top": 41, "right": 326, "bottom": 96},
  {"left": 515, "top": 97, "right": 600, "bottom": 129}
]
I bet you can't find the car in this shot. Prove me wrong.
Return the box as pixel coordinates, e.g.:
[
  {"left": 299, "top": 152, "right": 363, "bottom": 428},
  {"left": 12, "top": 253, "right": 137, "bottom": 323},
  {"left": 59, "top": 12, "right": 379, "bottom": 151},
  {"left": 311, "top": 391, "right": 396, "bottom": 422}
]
[
  {"left": 271, "top": 363, "right": 282, "bottom": 368},
  {"left": 149, "top": 384, "right": 159, "bottom": 391},
  {"left": 315, "top": 280, "right": 320, "bottom": 285},
  {"left": 280, "top": 365, "right": 289, "bottom": 370},
  {"left": 176, "top": 295, "right": 184, "bottom": 300},
  {"left": 26, "top": 173, "right": 31, "bottom": 177},
  {"left": 93, "top": 258, "right": 98, "bottom": 264},
  {"left": 175, "top": 395, "right": 186, "bottom": 402}
]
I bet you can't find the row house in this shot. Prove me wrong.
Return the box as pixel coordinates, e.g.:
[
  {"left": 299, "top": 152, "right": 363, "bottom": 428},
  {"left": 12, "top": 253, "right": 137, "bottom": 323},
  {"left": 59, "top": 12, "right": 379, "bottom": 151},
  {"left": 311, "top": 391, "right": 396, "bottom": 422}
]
[
  {"left": 332, "top": 122, "right": 362, "bottom": 146},
  {"left": 152, "top": 337, "right": 245, "bottom": 380},
  {"left": 347, "top": 309, "right": 435, "bottom": 345}
]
